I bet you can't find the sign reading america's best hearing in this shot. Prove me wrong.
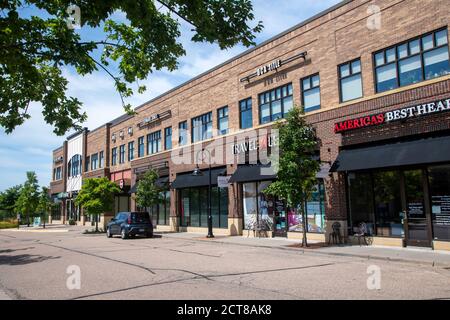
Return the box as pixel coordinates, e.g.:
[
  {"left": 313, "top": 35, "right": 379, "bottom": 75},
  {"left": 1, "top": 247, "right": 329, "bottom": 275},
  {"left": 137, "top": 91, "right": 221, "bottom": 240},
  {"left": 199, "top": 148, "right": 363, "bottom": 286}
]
[{"left": 334, "top": 98, "right": 450, "bottom": 134}]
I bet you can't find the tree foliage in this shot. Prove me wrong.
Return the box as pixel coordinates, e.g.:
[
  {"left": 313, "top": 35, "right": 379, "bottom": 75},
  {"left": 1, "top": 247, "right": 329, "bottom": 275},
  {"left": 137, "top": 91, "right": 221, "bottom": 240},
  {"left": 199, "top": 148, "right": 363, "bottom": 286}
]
[
  {"left": 0, "top": 0, "right": 263, "bottom": 135},
  {"left": 135, "top": 169, "right": 163, "bottom": 209},
  {"left": 14, "top": 171, "right": 39, "bottom": 226},
  {"left": 264, "top": 106, "right": 320, "bottom": 247},
  {"left": 0, "top": 184, "right": 22, "bottom": 219},
  {"left": 36, "top": 186, "right": 53, "bottom": 228},
  {"left": 75, "top": 177, "right": 121, "bottom": 231}
]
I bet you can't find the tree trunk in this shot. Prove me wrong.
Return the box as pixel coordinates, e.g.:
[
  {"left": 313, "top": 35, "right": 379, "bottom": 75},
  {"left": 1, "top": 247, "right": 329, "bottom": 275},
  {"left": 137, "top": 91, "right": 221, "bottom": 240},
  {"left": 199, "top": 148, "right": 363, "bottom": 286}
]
[
  {"left": 300, "top": 202, "right": 308, "bottom": 247},
  {"left": 43, "top": 214, "right": 46, "bottom": 229},
  {"left": 95, "top": 217, "right": 99, "bottom": 233},
  {"left": 26, "top": 212, "right": 30, "bottom": 227}
]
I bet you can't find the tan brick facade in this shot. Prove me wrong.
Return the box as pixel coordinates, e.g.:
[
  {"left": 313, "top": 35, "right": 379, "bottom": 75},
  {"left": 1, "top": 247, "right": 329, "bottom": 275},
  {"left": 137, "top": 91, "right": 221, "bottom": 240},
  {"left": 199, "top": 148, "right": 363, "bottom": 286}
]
[{"left": 49, "top": 0, "right": 450, "bottom": 249}]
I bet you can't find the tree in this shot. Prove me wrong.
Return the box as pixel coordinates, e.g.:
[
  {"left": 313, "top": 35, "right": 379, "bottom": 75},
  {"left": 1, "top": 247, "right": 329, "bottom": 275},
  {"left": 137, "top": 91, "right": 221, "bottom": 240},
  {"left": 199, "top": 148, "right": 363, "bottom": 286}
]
[
  {"left": 14, "top": 172, "right": 39, "bottom": 227},
  {"left": 75, "top": 177, "right": 121, "bottom": 232},
  {"left": 0, "top": 185, "right": 22, "bottom": 220},
  {"left": 263, "top": 106, "right": 320, "bottom": 247},
  {"left": 135, "top": 169, "right": 163, "bottom": 211},
  {"left": 0, "top": 0, "right": 263, "bottom": 135},
  {"left": 36, "top": 186, "right": 53, "bottom": 229}
]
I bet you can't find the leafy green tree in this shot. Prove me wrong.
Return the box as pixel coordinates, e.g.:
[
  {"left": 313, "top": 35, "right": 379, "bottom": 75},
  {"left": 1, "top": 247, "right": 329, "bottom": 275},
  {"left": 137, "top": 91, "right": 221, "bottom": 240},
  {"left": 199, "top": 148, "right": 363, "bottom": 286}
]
[
  {"left": 264, "top": 106, "right": 320, "bottom": 247},
  {"left": 36, "top": 186, "right": 53, "bottom": 229},
  {"left": 0, "top": 185, "right": 22, "bottom": 220},
  {"left": 0, "top": 0, "right": 263, "bottom": 135},
  {"left": 75, "top": 177, "right": 121, "bottom": 232},
  {"left": 14, "top": 172, "right": 39, "bottom": 227},
  {"left": 135, "top": 169, "right": 163, "bottom": 211}
]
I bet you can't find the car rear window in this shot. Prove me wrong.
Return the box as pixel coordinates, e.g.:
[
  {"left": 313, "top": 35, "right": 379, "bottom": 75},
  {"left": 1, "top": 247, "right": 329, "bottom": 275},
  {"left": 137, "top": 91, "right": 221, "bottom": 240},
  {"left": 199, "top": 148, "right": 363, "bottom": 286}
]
[{"left": 131, "top": 212, "right": 151, "bottom": 223}]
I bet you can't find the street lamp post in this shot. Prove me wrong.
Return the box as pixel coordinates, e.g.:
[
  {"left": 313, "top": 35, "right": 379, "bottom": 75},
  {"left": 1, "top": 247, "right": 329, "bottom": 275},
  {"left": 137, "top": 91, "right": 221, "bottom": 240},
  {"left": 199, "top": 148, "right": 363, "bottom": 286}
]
[{"left": 192, "top": 149, "right": 214, "bottom": 238}]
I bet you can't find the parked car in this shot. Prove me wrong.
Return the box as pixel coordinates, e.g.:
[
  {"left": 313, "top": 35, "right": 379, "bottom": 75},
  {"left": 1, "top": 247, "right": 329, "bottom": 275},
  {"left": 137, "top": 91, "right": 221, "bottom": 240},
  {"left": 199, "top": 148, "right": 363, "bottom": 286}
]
[{"left": 106, "top": 212, "right": 153, "bottom": 239}]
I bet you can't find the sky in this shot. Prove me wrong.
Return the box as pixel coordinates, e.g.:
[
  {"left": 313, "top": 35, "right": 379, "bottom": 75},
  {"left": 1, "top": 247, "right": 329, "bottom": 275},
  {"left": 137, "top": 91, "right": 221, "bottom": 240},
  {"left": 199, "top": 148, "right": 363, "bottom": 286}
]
[{"left": 0, "top": 0, "right": 342, "bottom": 191}]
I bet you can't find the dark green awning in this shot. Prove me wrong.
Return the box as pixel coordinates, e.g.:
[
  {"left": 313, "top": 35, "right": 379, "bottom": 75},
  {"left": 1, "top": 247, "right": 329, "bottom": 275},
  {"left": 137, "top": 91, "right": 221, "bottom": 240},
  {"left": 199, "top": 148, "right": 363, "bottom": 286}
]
[{"left": 171, "top": 168, "right": 226, "bottom": 189}]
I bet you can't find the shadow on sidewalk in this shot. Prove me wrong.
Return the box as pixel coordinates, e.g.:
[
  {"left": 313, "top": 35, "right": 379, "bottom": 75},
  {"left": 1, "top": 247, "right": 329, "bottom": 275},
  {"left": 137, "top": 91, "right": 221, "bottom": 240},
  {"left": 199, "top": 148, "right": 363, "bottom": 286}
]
[{"left": 0, "top": 254, "right": 60, "bottom": 266}]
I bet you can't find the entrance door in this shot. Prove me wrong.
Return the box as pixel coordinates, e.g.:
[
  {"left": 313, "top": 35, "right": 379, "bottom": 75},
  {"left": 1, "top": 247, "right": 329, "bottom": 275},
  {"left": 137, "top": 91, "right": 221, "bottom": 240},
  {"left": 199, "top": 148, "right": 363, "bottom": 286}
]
[{"left": 403, "top": 170, "right": 432, "bottom": 247}]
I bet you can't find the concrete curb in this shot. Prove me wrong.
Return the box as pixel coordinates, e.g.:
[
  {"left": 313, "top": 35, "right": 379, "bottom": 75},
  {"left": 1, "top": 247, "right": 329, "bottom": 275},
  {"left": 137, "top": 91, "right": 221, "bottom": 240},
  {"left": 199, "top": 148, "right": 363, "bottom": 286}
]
[{"left": 160, "top": 233, "right": 450, "bottom": 268}]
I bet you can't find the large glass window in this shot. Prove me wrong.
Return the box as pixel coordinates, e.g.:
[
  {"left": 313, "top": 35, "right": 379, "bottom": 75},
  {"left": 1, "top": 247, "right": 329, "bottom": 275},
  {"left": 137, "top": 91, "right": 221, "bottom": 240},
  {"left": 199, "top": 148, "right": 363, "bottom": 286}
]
[
  {"left": 147, "top": 131, "right": 161, "bottom": 155},
  {"left": 239, "top": 98, "right": 253, "bottom": 129},
  {"left": 179, "top": 186, "right": 228, "bottom": 228},
  {"left": 242, "top": 181, "right": 274, "bottom": 231},
  {"left": 347, "top": 170, "right": 403, "bottom": 237},
  {"left": 138, "top": 137, "right": 145, "bottom": 157},
  {"left": 99, "top": 151, "right": 104, "bottom": 168},
  {"left": 91, "top": 153, "right": 98, "bottom": 170},
  {"left": 54, "top": 167, "right": 62, "bottom": 180},
  {"left": 148, "top": 190, "right": 170, "bottom": 226},
  {"left": 192, "top": 112, "right": 212, "bottom": 143},
  {"left": 164, "top": 127, "right": 172, "bottom": 150},
  {"left": 375, "top": 28, "right": 450, "bottom": 93},
  {"left": 339, "top": 59, "right": 363, "bottom": 102},
  {"left": 301, "top": 74, "right": 321, "bottom": 112},
  {"left": 178, "top": 121, "right": 188, "bottom": 146},
  {"left": 429, "top": 165, "right": 450, "bottom": 241},
  {"left": 373, "top": 171, "right": 403, "bottom": 237},
  {"left": 258, "top": 83, "right": 293, "bottom": 124},
  {"left": 119, "top": 145, "right": 125, "bottom": 164},
  {"left": 128, "top": 142, "right": 134, "bottom": 161},
  {"left": 111, "top": 147, "right": 117, "bottom": 166},
  {"left": 217, "top": 106, "right": 229, "bottom": 135},
  {"left": 68, "top": 154, "right": 82, "bottom": 177}
]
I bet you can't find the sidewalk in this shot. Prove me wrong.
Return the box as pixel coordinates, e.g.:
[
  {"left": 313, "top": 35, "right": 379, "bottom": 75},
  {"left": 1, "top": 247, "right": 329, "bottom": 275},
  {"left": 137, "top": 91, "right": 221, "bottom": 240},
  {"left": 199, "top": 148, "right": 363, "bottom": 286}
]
[
  {"left": 161, "top": 232, "right": 450, "bottom": 267},
  {"left": 2, "top": 224, "right": 71, "bottom": 233}
]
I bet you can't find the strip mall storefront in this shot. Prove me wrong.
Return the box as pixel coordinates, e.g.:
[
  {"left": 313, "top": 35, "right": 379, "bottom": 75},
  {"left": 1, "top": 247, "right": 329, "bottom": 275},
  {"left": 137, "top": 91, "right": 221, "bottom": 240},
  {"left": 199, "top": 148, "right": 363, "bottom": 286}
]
[{"left": 331, "top": 97, "right": 450, "bottom": 250}]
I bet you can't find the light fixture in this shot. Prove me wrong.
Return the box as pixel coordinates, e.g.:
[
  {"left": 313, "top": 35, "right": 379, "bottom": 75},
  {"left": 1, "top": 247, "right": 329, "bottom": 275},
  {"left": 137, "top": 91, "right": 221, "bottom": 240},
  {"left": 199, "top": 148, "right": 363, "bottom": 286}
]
[
  {"left": 128, "top": 127, "right": 133, "bottom": 135},
  {"left": 192, "top": 165, "right": 203, "bottom": 176}
]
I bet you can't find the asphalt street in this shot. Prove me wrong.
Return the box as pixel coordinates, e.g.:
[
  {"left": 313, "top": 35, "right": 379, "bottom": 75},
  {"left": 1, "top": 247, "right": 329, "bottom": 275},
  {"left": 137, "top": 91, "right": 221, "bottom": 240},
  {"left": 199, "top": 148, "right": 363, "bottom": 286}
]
[{"left": 1, "top": 228, "right": 450, "bottom": 300}]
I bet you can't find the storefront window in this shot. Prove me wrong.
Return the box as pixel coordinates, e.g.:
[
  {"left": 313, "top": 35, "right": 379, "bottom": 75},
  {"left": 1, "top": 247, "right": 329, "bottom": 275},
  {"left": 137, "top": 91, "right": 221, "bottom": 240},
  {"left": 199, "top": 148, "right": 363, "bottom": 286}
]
[
  {"left": 306, "top": 182, "right": 326, "bottom": 233},
  {"left": 373, "top": 171, "right": 403, "bottom": 237},
  {"left": 180, "top": 187, "right": 228, "bottom": 228},
  {"left": 348, "top": 173, "right": 375, "bottom": 235},
  {"left": 429, "top": 165, "right": 450, "bottom": 241},
  {"left": 243, "top": 183, "right": 258, "bottom": 229}
]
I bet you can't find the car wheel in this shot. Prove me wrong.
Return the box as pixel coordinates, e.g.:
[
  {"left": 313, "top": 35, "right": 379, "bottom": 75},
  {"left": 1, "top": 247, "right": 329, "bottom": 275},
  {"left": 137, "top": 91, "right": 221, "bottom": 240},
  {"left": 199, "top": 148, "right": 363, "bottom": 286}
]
[
  {"left": 121, "top": 229, "right": 128, "bottom": 240},
  {"left": 106, "top": 228, "right": 112, "bottom": 238},
  {"left": 146, "top": 232, "right": 153, "bottom": 238}
]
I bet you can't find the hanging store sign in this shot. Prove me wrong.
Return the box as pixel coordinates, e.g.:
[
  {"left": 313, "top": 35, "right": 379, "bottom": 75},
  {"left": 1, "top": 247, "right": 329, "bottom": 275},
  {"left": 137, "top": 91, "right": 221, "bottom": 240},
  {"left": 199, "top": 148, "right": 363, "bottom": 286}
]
[
  {"left": 334, "top": 97, "right": 450, "bottom": 134},
  {"left": 240, "top": 52, "right": 307, "bottom": 83},
  {"left": 217, "top": 176, "right": 231, "bottom": 188}
]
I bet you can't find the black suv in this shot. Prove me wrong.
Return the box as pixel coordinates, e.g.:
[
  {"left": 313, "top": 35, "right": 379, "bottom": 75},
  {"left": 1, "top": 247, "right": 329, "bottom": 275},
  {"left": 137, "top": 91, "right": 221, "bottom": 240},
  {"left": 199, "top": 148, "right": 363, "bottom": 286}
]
[{"left": 106, "top": 212, "right": 153, "bottom": 239}]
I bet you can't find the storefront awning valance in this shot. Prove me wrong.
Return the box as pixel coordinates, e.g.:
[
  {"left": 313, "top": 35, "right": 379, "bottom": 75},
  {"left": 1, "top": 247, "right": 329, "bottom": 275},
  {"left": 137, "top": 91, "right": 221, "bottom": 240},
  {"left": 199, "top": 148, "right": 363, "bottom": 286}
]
[
  {"left": 330, "top": 136, "right": 450, "bottom": 172},
  {"left": 171, "top": 168, "right": 226, "bottom": 189},
  {"left": 129, "top": 176, "right": 170, "bottom": 194},
  {"left": 228, "top": 164, "right": 277, "bottom": 183}
]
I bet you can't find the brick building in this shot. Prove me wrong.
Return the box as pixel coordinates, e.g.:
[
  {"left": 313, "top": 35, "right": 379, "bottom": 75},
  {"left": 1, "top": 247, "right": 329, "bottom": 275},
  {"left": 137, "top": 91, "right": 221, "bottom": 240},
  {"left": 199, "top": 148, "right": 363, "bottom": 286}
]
[{"left": 50, "top": 0, "right": 450, "bottom": 250}]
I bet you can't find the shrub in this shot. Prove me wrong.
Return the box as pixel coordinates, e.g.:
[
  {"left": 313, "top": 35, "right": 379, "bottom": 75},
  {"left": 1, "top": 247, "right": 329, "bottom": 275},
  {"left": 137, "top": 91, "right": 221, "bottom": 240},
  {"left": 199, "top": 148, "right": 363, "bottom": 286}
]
[
  {"left": 0, "top": 220, "right": 18, "bottom": 229},
  {"left": 68, "top": 219, "right": 76, "bottom": 226}
]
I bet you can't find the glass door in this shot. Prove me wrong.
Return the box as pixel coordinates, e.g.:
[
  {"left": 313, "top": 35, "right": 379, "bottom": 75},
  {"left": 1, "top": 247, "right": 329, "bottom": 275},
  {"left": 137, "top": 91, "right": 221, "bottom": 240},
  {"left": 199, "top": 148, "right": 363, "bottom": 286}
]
[{"left": 403, "top": 169, "right": 432, "bottom": 247}]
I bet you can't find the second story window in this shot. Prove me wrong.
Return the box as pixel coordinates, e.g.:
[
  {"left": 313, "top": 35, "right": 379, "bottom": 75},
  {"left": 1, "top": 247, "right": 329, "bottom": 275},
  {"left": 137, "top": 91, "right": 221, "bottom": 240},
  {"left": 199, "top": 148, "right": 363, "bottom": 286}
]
[
  {"left": 301, "top": 74, "right": 321, "bottom": 112},
  {"left": 99, "top": 151, "right": 104, "bottom": 168},
  {"left": 91, "top": 153, "right": 98, "bottom": 170},
  {"left": 119, "top": 145, "right": 125, "bottom": 164},
  {"left": 179, "top": 121, "right": 188, "bottom": 146},
  {"left": 339, "top": 59, "right": 363, "bottom": 102},
  {"left": 374, "top": 28, "right": 449, "bottom": 93},
  {"left": 239, "top": 98, "right": 253, "bottom": 129},
  {"left": 68, "top": 154, "right": 82, "bottom": 177},
  {"left": 147, "top": 131, "right": 161, "bottom": 155},
  {"left": 128, "top": 142, "right": 134, "bottom": 161},
  {"left": 54, "top": 167, "right": 62, "bottom": 180},
  {"left": 218, "top": 106, "right": 229, "bottom": 135},
  {"left": 192, "top": 112, "right": 212, "bottom": 143},
  {"left": 111, "top": 147, "right": 117, "bottom": 166},
  {"left": 85, "top": 156, "right": 90, "bottom": 172},
  {"left": 138, "top": 137, "right": 145, "bottom": 157},
  {"left": 165, "top": 127, "right": 172, "bottom": 150},
  {"left": 258, "top": 83, "right": 293, "bottom": 124}
]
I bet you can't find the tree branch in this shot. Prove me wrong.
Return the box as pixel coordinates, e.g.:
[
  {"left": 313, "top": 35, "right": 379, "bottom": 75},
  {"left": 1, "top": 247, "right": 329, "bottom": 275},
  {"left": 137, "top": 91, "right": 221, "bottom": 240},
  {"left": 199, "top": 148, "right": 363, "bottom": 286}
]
[{"left": 155, "top": 0, "right": 199, "bottom": 28}]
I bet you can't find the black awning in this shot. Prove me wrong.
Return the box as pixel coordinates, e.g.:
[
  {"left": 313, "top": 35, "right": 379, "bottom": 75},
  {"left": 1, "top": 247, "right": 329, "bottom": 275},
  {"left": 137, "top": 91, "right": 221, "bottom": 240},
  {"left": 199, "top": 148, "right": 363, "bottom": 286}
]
[
  {"left": 129, "top": 176, "right": 170, "bottom": 194},
  {"left": 330, "top": 136, "right": 450, "bottom": 172},
  {"left": 229, "top": 164, "right": 277, "bottom": 183},
  {"left": 171, "top": 168, "right": 226, "bottom": 189}
]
